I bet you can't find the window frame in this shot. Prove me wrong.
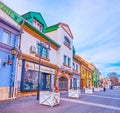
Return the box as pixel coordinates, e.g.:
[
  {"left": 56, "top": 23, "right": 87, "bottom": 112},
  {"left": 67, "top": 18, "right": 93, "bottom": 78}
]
[
  {"left": 64, "top": 36, "right": 71, "bottom": 47},
  {"left": 76, "top": 64, "right": 78, "bottom": 72},
  {"left": 64, "top": 55, "right": 67, "bottom": 65},
  {"left": 2, "top": 30, "right": 10, "bottom": 45},
  {"left": 37, "top": 43, "right": 49, "bottom": 59},
  {"left": 33, "top": 19, "right": 43, "bottom": 32},
  {"left": 68, "top": 57, "right": 71, "bottom": 67}
]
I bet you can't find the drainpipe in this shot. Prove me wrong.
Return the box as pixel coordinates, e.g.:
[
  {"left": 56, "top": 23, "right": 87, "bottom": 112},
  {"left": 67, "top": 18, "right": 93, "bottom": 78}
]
[{"left": 9, "top": 21, "right": 24, "bottom": 98}]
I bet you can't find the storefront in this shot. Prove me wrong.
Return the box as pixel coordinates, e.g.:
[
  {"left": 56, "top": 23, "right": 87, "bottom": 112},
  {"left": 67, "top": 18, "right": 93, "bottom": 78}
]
[
  {"left": 21, "top": 60, "right": 55, "bottom": 92},
  {"left": 72, "top": 74, "right": 80, "bottom": 89},
  {"left": 0, "top": 17, "right": 21, "bottom": 100}
]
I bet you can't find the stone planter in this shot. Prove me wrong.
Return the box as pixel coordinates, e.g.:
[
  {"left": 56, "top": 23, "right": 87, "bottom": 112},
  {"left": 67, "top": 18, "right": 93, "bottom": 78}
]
[
  {"left": 99, "top": 87, "right": 104, "bottom": 91},
  {"left": 85, "top": 88, "right": 93, "bottom": 94},
  {"left": 39, "top": 91, "right": 60, "bottom": 107},
  {"left": 68, "top": 89, "right": 81, "bottom": 98},
  {"left": 94, "top": 88, "right": 100, "bottom": 92}
]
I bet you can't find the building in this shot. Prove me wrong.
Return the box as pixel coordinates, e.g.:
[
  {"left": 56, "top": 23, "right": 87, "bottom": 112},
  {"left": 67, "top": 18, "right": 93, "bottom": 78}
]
[
  {"left": 72, "top": 55, "right": 81, "bottom": 89},
  {"left": 0, "top": 2, "right": 60, "bottom": 97},
  {"left": 46, "top": 23, "right": 74, "bottom": 90},
  {"left": 92, "top": 64, "right": 101, "bottom": 87},
  {"left": 76, "top": 55, "right": 94, "bottom": 89},
  {"left": 0, "top": 16, "right": 21, "bottom": 100}
]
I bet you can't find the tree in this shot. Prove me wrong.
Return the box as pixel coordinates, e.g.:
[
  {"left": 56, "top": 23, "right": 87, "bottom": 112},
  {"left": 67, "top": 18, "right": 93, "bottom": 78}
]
[{"left": 107, "top": 72, "right": 119, "bottom": 86}]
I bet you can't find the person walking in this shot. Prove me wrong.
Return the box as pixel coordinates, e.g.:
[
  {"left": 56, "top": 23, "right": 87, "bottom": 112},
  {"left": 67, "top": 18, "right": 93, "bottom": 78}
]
[{"left": 103, "top": 87, "right": 106, "bottom": 92}]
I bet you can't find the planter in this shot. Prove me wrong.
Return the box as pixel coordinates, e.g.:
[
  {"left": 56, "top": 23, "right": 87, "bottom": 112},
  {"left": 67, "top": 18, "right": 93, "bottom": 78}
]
[
  {"left": 39, "top": 91, "right": 60, "bottom": 107},
  {"left": 94, "top": 88, "right": 99, "bottom": 92},
  {"left": 85, "top": 88, "right": 93, "bottom": 94},
  {"left": 99, "top": 87, "right": 104, "bottom": 91},
  {"left": 68, "top": 89, "right": 81, "bottom": 98}
]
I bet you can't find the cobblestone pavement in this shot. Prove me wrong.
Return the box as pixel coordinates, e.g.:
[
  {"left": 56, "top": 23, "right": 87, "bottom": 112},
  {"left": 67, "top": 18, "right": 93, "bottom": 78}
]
[{"left": 0, "top": 88, "right": 120, "bottom": 113}]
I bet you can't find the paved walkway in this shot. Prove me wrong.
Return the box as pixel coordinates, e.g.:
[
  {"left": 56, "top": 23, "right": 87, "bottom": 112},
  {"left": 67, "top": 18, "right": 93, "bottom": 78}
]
[{"left": 0, "top": 88, "right": 120, "bottom": 113}]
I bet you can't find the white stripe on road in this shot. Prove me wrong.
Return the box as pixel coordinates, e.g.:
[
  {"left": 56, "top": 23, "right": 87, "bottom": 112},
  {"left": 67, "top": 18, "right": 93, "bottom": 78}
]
[
  {"left": 61, "top": 98, "right": 120, "bottom": 111},
  {"left": 82, "top": 94, "right": 120, "bottom": 100}
]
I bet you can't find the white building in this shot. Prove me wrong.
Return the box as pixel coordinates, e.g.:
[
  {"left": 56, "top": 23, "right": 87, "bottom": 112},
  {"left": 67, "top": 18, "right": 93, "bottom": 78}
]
[{"left": 46, "top": 23, "right": 80, "bottom": 90}]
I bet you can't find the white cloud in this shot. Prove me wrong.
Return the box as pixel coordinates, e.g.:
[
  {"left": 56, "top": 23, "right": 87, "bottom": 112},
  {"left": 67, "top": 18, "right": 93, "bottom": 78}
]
[{"left": 1, "top": 0, "right": 120, "bottom": 76}]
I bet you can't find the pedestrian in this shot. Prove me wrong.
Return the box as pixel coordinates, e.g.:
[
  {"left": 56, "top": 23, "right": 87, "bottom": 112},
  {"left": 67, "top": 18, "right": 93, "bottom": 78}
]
[
  {"left": 103, "top": 87, "right": 106, "bottom": 92},
  {"left": 54, "top": 86, "right": 59, "bottom": 93}
]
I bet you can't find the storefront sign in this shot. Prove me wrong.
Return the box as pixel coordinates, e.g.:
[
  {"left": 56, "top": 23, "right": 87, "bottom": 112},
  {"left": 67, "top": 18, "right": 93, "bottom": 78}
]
[
  {"left": 25, "top": 61, "right": 55, "bottom": 74},
  {"left": 25, "top": 61, "right": 34, "bottom": 70}
]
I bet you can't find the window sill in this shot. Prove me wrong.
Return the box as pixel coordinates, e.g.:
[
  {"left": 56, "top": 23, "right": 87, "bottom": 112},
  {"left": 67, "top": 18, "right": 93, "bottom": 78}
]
[
  {"left": 63, "top": 63, "right": 71, "bottom": 68},
  {"left": 64, "top": 43, "right": 71, "bottom": 50},
  {"left": 35, "top": 54, "right": 50, "bottom": 61},
  {"left": 73, "top": 70, "right": 80, "bottom": 75},
  {"left": 73, "top": 69, "right": 78, "bottom": 72}
]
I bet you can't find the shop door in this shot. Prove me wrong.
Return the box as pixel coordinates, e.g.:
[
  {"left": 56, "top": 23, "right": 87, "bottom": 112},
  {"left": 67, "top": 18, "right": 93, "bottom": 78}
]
[
  {"left": 73, "top": 78, "right": 77, "bottom": 89},
  {"left": 59, "top": 77, "right": 68, "bottom": 90},
  {"left": 81, "top": 79, "right": 84, "bottom": 89}
]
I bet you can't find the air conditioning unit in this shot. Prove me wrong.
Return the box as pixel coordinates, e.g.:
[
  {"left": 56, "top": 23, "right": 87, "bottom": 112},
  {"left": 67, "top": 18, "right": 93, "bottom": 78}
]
[{"left": 30, "top": 46, "right": 36, "bottom": 54}]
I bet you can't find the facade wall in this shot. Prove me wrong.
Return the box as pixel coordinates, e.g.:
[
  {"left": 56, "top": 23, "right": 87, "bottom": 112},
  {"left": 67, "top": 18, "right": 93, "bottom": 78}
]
[
  {"left": 0, "top": 18, "right": 20, "bottom": 100},
  {"left": 16, "top": 27, "right": 58, "bottom": 95},
  {"left": 57, "top": 28, "right": 73, "bottom": 68},
  {"left": 46, "top": 25, "right": 74, "bottom": 90}
]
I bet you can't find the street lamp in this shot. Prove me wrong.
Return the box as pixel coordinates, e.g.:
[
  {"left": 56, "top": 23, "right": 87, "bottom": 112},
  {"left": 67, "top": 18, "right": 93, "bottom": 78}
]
[{"left": 37, "top": 41, "right": 50, "bottom": 100}]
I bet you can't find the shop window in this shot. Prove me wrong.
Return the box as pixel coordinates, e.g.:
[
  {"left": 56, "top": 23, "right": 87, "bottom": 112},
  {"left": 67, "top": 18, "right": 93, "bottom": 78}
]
[
  {"left": 64, "top": 36, "right": 70, "bottom": 47},
  {"left": 22, "top": 70, "right": 38, "bottom": 91},
  {"left": 40, "top": 73, "right": 51, "bottom": 90},
  {"left": 73, "top": 78, "right": 77, "bottom": 89}
]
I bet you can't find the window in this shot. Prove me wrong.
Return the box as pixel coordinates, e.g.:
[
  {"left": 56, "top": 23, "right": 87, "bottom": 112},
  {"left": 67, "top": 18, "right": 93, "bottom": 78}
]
[
  {"left": 73, "top": 63, "right": 75, "bottom": 70},
  {"left": 64, "top": 36, "right": 70, "bottom": 47},
  {"left": 21, "top": 69, "right": 51, "bottom": 91},
  {"left": 76, "top": 64, "right": 78, "bottom": 72},
  {"left": 40, "top": 73, "right": 51, "bottom": 90},
  {"left": 22, "top": 70, "right": 38, "bottom": 91},
  {"left": 68, "top": 57, "right": 71, "bottom": 66},
  {"left": 33, "top": 20, "right": 43, "bottom": 32},
  {"left": 37, "top": 43, "right": 48, "bottom": 59},
  {"left": 64, "top": 55, "right": 67, "bottom": 64},
  {"left": 42, "top": 47, "right": 48, "bottom": 58},
  {"left": 73, "top": 78, "right": 77, "bottom": 89},
  {"left": 2, "top": 30, "right": 10, "bottom": 45},
  {"left": 63, "top": 55, "right": 71, "bottom": 67}
]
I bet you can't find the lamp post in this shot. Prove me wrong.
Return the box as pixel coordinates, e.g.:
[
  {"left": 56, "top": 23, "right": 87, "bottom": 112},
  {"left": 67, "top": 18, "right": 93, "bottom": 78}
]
[{"left": 37, "top": 41, "right": 50, "bottom": 100}]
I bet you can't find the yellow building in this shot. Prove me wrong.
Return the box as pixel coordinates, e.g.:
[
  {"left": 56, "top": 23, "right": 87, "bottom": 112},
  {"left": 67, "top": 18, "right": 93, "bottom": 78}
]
[{"left": 76, "top": 55, "right": 94, "bottom": 89}]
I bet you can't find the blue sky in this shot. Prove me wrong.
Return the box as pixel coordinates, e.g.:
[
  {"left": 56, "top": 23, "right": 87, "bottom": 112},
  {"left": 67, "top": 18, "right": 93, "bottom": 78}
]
[{"left": 2, "top": 0, "right": 120, "bottom": 77}]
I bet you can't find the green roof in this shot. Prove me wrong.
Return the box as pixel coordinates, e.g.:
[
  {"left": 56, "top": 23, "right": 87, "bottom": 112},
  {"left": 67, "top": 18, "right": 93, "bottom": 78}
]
[
  {"left": 46, "top": 24, "right": 59, "bottom": 33},
  {"left": 0, "top": 1, "right": 23, "bottom": 25},
  {"left": 0, "top": 1, "right": 60, "bottom": 48},
  {"left": 73, "top": 56, "right": 80, "bottom": 63},
  {"left": 22, "top": 12, "right": 47, "bottom": 33}
]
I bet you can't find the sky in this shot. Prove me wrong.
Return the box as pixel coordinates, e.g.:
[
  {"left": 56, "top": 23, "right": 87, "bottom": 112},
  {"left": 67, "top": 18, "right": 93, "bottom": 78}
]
[{"left": 1, "top": 0, "right": 120, "bottom": 77}]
